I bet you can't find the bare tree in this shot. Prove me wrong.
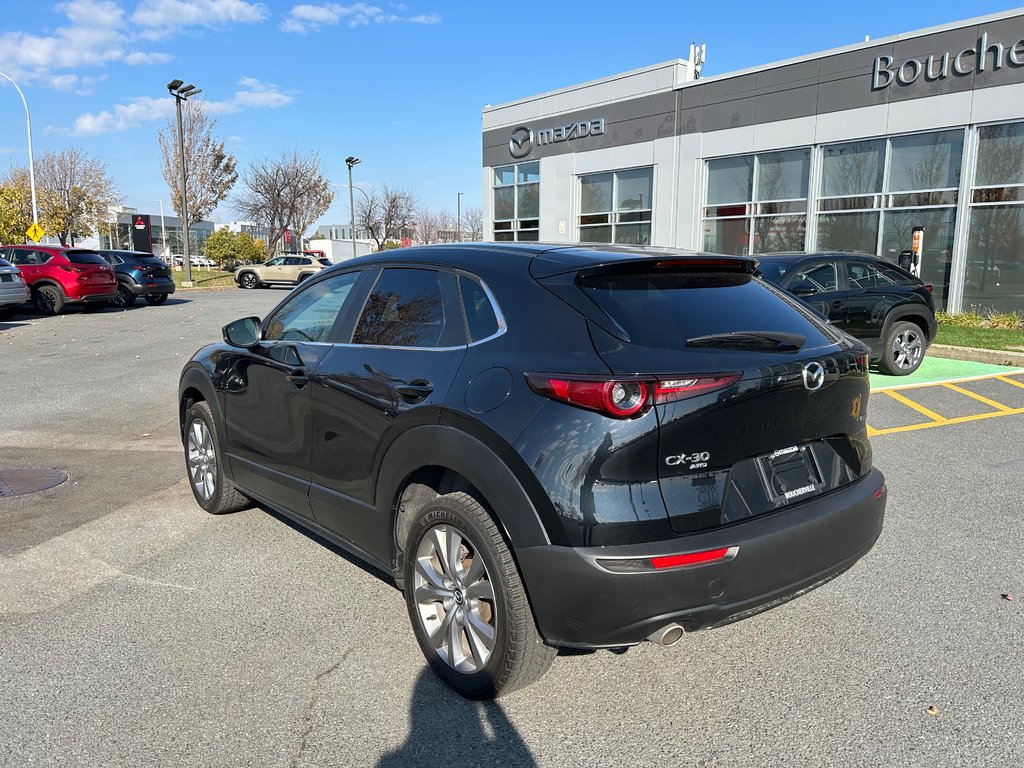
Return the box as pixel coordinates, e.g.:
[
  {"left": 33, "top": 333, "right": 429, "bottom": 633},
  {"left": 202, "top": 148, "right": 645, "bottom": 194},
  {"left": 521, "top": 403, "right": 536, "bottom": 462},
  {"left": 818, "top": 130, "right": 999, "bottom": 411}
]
[
  {"left": 35, "top": 148, "right": 118, "bottom": 245},
  {"left": 355, "top": 184, "right": 418, "bottom": 250},
  {"left": 158, "top": 99, "right": 237, "bottom": 233},
  {"left": 461, "top": 205, "right": 483, "bottom": 241},
  {"left": 235, "top": 150, "right": 334, "bottom": 257},
  {"left": 416, "top": 208, "right": 443, "bottom": 244}
]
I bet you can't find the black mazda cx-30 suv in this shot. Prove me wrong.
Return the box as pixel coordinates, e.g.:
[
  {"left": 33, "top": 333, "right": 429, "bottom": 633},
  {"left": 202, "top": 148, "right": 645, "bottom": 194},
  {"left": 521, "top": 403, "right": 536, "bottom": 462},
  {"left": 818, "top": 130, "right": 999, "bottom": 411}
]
[{"left": 178, "top": 243, "right": 886, "bottom": 698}]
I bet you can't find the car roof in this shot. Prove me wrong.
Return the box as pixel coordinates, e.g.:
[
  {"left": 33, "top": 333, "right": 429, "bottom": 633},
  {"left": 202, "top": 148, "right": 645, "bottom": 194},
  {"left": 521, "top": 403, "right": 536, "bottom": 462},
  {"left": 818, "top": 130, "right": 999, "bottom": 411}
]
[
  {"left": 338, "top": 242, "right": 754, "bottom": 278},
  {"left": 97, "top": 249, "right": 155, "bottom": 256},
  {"left": 756, "top": 250, "right": 884, "bottom": 262}
]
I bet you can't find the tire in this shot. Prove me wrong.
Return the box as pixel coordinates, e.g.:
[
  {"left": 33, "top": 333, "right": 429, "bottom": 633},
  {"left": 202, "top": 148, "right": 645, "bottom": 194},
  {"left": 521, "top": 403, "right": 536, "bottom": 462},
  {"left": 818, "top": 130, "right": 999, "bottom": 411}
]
[
  {"left": 403, "top": 491, "right": 556, "bottom": 699},
  {"left": 183, "top": 401, "right": 251, "bottom": 515},
  {"left": 239, "top": 272, "right": 260, "bottom": 290},
  {"left": 145, "top": 293, "right": 169, "bottom": 305},
  {"left": 33, "top": 285, "right": 65, "bottom": 315},
  {"left": 112, "top": 282, "right": 137, "bottom": 308},
  {"left": 880, "top": 320, "right": 926, "bottom": 375}
]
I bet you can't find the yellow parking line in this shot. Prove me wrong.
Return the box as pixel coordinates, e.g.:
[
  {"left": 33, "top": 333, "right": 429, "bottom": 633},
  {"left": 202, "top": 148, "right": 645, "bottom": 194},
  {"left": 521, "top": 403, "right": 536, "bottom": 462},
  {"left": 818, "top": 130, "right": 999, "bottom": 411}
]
[
  {"left": 882, "top": 389, "right": 948, "bottom": 423},
  {"left": 942, "top": 382, "right": 1016, "bottom": 413},
  {"left": 869, "top": 406, "right": 1024, "bottom": 436},
  {"left": 997, "top": 375, "right": 1024, "bottom": 390}
]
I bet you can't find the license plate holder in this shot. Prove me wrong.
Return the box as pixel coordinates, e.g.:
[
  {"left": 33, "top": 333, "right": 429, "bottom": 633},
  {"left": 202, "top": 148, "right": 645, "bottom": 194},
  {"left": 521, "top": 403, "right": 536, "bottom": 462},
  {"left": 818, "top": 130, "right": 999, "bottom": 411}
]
[{"left": 756, "top": 444, "right": 823, "bottom": 504}]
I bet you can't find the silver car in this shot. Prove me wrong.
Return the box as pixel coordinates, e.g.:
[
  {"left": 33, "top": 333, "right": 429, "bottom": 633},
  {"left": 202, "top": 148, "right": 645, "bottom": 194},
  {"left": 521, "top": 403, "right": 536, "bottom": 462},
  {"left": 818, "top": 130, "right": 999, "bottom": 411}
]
[{"left": 0, "top": 256, "right": 30, "bottom": 316}]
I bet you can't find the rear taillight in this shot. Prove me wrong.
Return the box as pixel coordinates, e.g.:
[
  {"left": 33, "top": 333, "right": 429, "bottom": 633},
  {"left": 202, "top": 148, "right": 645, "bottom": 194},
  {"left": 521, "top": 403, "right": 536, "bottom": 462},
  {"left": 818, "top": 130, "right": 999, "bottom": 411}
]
[
  {"left": 923, "top": 283, "right": 934, "bottom": 293},
  {"left": 526, "top": 373, "right": 739, "bottom": 419}
]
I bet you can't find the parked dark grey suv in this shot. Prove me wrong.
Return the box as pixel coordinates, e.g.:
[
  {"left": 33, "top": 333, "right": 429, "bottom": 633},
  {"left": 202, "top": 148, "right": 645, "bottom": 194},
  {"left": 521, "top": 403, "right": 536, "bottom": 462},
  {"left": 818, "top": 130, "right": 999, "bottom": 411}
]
[{"left": 178, "top": 243, "right": 886, "bottom": 698}]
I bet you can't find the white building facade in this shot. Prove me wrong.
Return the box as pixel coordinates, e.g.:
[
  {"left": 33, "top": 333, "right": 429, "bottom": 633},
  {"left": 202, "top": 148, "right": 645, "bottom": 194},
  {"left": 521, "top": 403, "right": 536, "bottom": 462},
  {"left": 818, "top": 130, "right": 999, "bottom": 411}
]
[{"left": 482, "top": 9, "right": 1024, "bottom": 314}]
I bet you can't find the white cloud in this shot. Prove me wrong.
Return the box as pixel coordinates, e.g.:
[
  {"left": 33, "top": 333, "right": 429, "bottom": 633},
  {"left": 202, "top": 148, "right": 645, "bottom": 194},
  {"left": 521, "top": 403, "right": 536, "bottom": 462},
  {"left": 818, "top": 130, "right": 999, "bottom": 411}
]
[
  {"left": 0, "top": 0, "right": 263, "bottom": 86},
  {"left": 64, "top": 77, "right": 294, "bottom": 136},
  {"left": 69, "top": 96, "right": 176, "bottom": 136},
  {"left": 131, "top": 0, "right": 268, "bottom": 40},
  {"left": 281, "top": 2, "right": 440, "bottom": 33}
]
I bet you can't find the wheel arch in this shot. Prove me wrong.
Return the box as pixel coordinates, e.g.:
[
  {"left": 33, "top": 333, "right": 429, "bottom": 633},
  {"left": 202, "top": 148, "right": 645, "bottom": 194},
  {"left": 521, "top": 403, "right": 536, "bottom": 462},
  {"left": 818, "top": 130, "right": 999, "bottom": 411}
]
[
  {"left": 178, "top": 366, "right": 229, "bottom": 466},
  {"left": 377, "top": 426, "right": 552, "bottom": 578},
  {"left": 882, "top": 305, "right": 933, "bottom": 344}
]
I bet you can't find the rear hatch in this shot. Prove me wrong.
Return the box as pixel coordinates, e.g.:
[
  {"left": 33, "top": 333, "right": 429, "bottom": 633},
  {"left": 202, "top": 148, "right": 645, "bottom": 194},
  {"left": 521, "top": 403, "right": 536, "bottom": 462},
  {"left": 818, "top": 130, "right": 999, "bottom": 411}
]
[
  {"left": 539, "top": 255, "right": 873, "bottom": 535},
  {"left": 66, "top": 250, "right": 117, "bottom": 287},
  {"left": 129, "top": 254, "right": 173, "bottom": 280}
]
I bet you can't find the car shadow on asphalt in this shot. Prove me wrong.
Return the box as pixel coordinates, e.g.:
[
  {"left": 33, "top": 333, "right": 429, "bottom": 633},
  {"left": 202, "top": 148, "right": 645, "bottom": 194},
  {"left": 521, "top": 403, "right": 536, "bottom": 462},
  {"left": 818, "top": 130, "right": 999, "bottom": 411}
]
[{"left": 376, "top": 668, "right": 538, "bottom": 767}]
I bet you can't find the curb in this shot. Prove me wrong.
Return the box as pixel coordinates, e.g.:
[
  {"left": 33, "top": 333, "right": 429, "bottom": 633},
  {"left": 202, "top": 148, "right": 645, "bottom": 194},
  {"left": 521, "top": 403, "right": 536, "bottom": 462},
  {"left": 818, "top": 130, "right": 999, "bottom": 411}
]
[{"left": 928, "top": 344, "right": 1024, "bottom": 367}]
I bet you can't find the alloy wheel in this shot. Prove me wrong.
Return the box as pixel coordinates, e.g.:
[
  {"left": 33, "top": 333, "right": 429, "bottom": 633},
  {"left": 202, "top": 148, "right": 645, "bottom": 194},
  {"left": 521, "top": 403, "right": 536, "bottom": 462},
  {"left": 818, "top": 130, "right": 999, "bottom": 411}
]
[
  {"left": 892, "top": 328, "right": 923, "bottom": 370},
  {"left": 413, "top": 524, "right": 497, "bottom": 674},
  {"left": 187, "top": 419, "right": 217, "bottom": 501}
]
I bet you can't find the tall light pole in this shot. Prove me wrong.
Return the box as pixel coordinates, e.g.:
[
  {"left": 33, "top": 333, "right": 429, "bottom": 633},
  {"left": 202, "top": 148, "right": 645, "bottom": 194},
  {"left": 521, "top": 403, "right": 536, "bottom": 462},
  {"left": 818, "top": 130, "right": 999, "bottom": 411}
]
[
  {"left": 155, "top": 200, "right": 167, "bottom": 260},
  {"left": 167, "top": 79, "right": 202, "bottom": 283},
  {"left": 345, "top": 156, "right": 361, "bottom": 260},
  {"left": 0, "top": 71, "right": 39, "bottom": 227},
  {"left": 456, "top": 192, "right": 463, "bottom": 243}
]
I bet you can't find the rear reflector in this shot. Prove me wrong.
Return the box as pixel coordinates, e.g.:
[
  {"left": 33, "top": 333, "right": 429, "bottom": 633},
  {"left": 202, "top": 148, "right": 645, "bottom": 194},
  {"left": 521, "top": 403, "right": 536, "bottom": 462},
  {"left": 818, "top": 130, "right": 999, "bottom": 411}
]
[
  {"left": 874, "top": 485, "right": 886, "bottom": 500},
  {"left": 923, "top": 283, "right": 934, "bottom": 293},
  {"left": 597, "top": 545, "right": 738, "bottom": 573}
]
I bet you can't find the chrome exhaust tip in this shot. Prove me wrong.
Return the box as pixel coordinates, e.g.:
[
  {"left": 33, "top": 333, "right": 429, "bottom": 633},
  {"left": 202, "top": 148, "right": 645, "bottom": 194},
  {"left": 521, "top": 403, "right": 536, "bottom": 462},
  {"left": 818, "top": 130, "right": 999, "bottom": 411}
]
[{"left": 646, "top": 623, "right": 685, "bottom": 647}]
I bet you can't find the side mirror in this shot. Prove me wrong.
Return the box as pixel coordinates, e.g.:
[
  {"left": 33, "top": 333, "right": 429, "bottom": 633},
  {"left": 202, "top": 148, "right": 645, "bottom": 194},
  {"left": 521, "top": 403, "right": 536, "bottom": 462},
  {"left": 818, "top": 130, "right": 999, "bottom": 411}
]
[
  {"left": 223, "top": 316, "right": 262, "bottom": 348},
  {"left": 790, "top": 282, "right": 817, "bottom": 298}
]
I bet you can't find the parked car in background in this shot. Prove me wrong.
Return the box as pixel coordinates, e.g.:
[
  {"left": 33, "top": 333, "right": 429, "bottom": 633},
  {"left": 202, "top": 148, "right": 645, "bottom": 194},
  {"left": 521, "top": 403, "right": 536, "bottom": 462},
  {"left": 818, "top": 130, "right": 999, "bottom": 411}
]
[
  {"left": 96, "top": 249, "right": 176, "bottom": 307},
  {"left": 180, "top": 243, "right": 885, "bottom": 698},
  {"left": 233, "top": 255, "right": 327, "bottom": 289},
  {"left": 0, "top": 256, "right": 31, "bottom": 317},
  {"left": 757, "top": 251, "right": 937, "bottom": 375},
  {"left": 0, "top": 245, "right": 117, "bottom": 315},
  {"left": 190, "top": 256, "right": 216, "bottom": 269}
]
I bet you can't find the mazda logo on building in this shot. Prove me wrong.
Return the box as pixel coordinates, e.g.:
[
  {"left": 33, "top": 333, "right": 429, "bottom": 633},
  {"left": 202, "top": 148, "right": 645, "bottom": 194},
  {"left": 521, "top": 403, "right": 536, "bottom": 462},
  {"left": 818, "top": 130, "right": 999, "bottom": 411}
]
[
  {"left": 802, "top": 362, "right": 825, "bottom": 392},
  {"left": 509, "top": 126, "right": 533, "bottom": 159}
]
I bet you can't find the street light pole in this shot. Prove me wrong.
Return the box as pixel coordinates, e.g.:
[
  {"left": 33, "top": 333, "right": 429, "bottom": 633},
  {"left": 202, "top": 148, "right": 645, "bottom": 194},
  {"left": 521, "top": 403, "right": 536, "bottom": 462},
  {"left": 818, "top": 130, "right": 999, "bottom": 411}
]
[
  {"left": 345, "top": 156, "right": 361, "bottom": 260},
  {"left": 0, "top": 71, "right": 39, "bottom": 227},
  {"left": 457, "top": 192, "right": 463, "bottom": 243},
  {"left": 155, "top": 200, "right": 167, "bottom": 260},
  {"left": 167, "top": 80, "right": 202, "bottom": 284}
]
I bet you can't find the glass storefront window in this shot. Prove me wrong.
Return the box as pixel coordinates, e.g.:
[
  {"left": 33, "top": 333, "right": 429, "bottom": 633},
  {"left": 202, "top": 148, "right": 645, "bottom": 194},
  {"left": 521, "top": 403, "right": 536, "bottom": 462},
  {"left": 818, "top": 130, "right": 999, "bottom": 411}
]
[
  {"left": 756, "top": 149, "right": 809, "bottom": 202},
  {"left": 964, "top": 205, "right": 1024, "bottom": 314},
  {"left": 817, "top": 212, "right": 880, "bottom": 254},
  {"left": 881, "top": 208, "right": 956, "bottom": 311},
  {"left": 578, "top": 167, "right": 653, "bottom": 245},
  {"left": 887, "top": 131, "right": 963, "bottom": 192},
  {"left": 821, "top": 140, "right": 885, "bottom": 197},
  {"left": 975, "top": 123, "right": 1024, "bottom": 187},
  {"left": 493, "top": 162, "right": 539, "bottom": 241},
  {"left": 704, "top": 151, "right": 808, "bottom": 254},
  {"left": 706, "top": 156, "right": 753, "bottom": 205}
]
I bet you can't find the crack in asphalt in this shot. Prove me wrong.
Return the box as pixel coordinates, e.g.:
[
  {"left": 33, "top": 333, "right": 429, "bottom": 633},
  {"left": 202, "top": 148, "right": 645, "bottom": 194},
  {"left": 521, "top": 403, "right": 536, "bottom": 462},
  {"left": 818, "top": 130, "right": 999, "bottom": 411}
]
[{"left": 291, "top": 649, "right": 352, "bottom": 768}]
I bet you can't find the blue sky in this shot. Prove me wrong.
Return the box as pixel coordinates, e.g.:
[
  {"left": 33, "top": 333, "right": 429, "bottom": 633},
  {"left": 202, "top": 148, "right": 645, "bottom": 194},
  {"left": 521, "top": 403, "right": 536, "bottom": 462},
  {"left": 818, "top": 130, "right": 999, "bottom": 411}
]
[{"left": 0, "top": 0, "right": 1018, "bottom": 231}]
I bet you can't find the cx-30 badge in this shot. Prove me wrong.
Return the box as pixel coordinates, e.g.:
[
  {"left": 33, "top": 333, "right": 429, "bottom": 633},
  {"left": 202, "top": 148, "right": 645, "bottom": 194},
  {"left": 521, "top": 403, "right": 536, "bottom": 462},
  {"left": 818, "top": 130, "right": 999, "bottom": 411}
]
[
  {"left": 802, "top": 362, "right": 825, "bottom": 392},
  {"left": 509, "top": 126, "right": 533, "bottom": 159}
]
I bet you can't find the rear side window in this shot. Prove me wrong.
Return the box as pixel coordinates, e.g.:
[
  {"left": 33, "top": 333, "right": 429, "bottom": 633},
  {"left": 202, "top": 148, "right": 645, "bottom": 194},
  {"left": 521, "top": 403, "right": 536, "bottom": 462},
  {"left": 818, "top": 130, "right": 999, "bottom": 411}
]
[
  {"left": 579, "top": 270, "right": 835, "bottom": 348},
  {"left": 353, "top": 268, "right": 448, "bottom": 348},
  {"left": 66, "top": 250, "right": 107, "bottom": 265},
  {"left": 459, "top": 275, "right": 500, "bottom": 342},
  {"left": 787, "top": 262, "right": 838, "bottom": 294}
]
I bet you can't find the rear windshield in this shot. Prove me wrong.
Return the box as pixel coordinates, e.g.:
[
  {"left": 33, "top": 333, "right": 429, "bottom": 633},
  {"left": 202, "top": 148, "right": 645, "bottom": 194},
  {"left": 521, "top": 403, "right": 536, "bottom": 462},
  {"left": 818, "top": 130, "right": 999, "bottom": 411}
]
[
  {"left": 579, "top": 271, "right": 837, "bottom": 348},
  {"left": 66, "top": 250, "right": 107, "bottom": 265}
]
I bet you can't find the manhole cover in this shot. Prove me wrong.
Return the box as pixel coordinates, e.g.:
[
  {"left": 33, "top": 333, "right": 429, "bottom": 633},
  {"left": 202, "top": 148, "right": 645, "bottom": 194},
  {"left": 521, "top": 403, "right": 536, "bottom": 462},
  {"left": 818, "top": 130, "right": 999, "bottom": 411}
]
[{"left": 0, "top": 468, "right": 69, "bottom": 497}]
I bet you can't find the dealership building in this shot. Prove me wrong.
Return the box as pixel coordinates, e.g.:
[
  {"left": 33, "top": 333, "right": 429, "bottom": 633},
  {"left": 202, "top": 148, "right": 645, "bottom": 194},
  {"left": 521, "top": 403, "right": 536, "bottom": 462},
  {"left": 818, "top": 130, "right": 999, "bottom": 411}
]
[{"left": 482, "top": 8, "right": 1024, "bottom": 313}]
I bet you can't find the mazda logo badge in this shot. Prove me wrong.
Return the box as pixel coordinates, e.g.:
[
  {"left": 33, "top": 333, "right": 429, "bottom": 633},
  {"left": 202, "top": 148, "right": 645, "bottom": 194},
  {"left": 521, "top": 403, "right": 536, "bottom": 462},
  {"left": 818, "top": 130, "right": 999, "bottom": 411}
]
[
  {"left": 802, "top": 362, "right": 825, "bottom": 392},
  {"left": 509, "top": 126, "right": 533, "bottom": 159}
]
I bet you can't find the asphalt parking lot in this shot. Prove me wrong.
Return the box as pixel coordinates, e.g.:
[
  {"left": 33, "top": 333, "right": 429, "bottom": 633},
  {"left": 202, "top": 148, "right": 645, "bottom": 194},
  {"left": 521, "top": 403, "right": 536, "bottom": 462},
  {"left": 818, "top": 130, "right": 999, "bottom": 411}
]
[{"left": 1, "top": 291, "right": 1022, "bottom": 767}]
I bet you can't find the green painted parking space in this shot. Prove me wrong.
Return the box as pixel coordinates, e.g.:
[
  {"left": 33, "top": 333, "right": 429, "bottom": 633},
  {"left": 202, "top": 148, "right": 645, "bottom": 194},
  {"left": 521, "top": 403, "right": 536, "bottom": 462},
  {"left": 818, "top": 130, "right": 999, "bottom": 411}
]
[{"left": 870, "top": 357, "right": 1024, "bottom": 391}]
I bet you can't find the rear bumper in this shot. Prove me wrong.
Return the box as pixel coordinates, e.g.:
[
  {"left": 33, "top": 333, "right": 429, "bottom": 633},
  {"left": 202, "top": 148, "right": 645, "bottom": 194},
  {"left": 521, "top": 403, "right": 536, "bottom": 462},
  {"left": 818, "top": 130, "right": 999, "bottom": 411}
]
[
  {"left": 127, "top": 279, "right": 176, "bottom": 297},
  {"left": 71, "top": 290, "right": 118, "bottom": 303},
  {"left": 0, "top": 284, "right": 30, "bottom": 306},
  {"left": 516, "top": 469, "right": 886, "bottom": 648}
]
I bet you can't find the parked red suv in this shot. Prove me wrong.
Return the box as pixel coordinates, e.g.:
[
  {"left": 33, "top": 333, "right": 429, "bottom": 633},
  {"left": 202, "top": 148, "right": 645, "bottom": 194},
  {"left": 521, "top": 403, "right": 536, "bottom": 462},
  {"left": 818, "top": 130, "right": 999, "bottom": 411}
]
[{"left": 0, "top": 245, "right": 118, "bottom": 315}]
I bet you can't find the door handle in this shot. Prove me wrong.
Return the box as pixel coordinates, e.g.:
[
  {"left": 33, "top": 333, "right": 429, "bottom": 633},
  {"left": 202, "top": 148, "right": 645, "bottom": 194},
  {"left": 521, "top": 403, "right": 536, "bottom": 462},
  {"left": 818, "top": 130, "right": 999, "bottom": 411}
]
[
  {"left": 831, "top": 300, "right": 845, "bottom": 308},
  {"left": 394, "top": 381, "right": 434, "bottom": 402}
]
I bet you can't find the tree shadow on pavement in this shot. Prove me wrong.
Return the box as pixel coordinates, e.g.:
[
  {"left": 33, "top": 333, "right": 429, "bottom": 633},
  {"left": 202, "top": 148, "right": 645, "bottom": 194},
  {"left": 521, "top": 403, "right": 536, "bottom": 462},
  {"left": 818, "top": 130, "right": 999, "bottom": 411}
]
[{"left": 377, "top": 668, "right": 537, "bottom": 768}]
